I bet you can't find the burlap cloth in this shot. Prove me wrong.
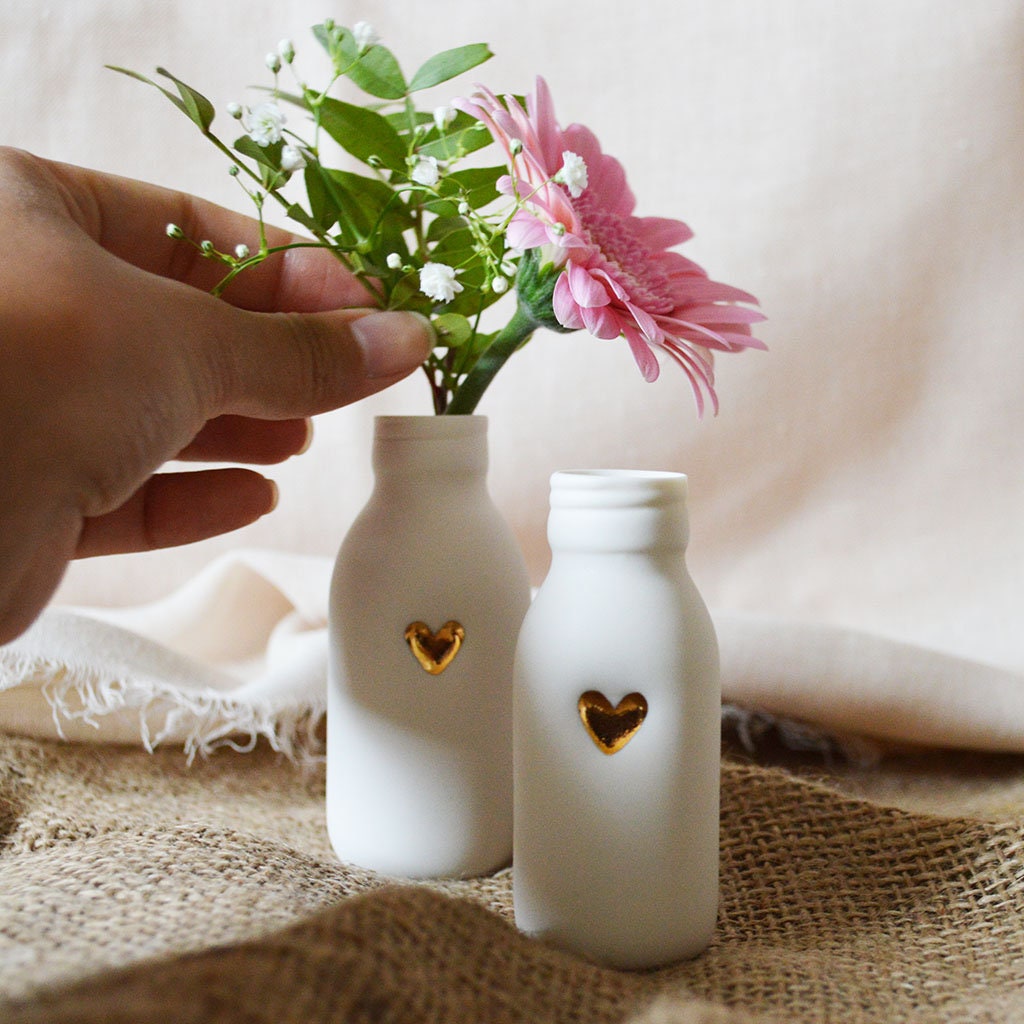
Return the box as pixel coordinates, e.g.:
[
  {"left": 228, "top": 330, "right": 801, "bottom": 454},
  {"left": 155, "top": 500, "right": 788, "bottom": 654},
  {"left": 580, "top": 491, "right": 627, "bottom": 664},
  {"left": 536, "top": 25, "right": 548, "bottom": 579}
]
[{"left": 3, "top": 731, "right": 1024, "bottom": 1024}]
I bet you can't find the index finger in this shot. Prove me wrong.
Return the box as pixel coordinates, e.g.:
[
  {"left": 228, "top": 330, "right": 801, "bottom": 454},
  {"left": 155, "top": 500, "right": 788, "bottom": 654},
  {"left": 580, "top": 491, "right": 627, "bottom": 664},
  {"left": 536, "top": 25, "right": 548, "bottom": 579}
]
[{"left": 31, "top": 152, "right": 373, "bottom": 313}]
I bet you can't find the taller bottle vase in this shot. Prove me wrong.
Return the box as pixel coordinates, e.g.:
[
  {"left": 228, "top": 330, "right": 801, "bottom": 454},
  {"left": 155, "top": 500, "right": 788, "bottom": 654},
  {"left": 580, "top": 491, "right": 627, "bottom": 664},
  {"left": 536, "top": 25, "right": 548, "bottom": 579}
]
[
  {"left": 513, "top": 470, "right": 720, "bottom": 968},
  {"left": 327, "top": 415, "right": 531, "bottom": 879}
]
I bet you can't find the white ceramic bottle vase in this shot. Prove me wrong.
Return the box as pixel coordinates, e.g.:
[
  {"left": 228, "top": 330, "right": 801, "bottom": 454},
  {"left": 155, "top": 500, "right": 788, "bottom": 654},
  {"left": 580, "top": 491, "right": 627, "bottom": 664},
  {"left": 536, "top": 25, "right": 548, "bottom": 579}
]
[
  {"left": 513, "top": 470, "right": 720, "bottom": 968},
  {"left": 327, "top": 415, "right": 531, "bottom": 878}
]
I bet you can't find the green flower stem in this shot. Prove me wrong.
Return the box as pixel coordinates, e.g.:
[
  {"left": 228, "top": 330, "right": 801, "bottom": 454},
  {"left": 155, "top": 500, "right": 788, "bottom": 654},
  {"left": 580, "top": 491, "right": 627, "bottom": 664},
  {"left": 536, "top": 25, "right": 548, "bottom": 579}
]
[{"left": 444, "top": 304, "right": 538, "bottom": 415}]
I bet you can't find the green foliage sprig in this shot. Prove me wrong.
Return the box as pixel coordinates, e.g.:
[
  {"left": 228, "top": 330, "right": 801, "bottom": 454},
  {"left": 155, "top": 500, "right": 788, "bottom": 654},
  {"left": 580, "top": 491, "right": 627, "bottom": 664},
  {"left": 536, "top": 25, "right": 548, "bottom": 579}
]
[{"left": 111, "top": 21, "right": 533, "bottom": 414}]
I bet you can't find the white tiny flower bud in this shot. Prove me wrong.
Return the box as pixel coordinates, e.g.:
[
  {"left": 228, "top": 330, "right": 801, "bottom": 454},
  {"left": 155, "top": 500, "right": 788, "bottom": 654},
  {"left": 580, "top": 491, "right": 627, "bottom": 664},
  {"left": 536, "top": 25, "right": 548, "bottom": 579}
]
[
  {"left": 457, "top": 201, "right": 470, "bottom": 215},
  {"left": 228, "top": 164, "right": 240, "bottom": 176},
  {"left": 433, "top": 105, "right": 457, "bottom": 132},
  {"left": 265, "top": 52, "right": 282, "bottom": 74},
  {"left": 200, "top": 240, "right": 215, "bottom": 254},
  {"left": 234, "top": 244, "right": 250, "bottom": 260},
  {"left": 353, "top": 21, "right": 379, "bottom": 52},
  {"left": 278, "top": 38, "right": 295, "bottom": 63},
  {"left": 323, "top": 17, "right": 335, "bottom": 31},
  {"left": 227, "top": 102, "right": 243, "bottom": 119},
  {"left": 490, "top": 275, "right": 509, "bottom": 295},
  {"left": 280, "top": 145, "right": 307, "bottom": 172},
  {"left": 386, "top": 253, "right": 404, "bottom": 270},
  {"left": 165, "top": 223, "right": 184, "bottom": 239},
  {"left": 509, "top": 138, "right": 523, "bottom": 156}
]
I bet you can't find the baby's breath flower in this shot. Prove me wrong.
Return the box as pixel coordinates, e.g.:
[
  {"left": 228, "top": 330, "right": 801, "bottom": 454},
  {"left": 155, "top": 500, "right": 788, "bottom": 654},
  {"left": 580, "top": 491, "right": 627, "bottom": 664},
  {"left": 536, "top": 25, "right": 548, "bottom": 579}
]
[
  {"left": 419, "top": 262, "right": 463, "bottom": 304},
  {"left": 234, "top": 243, "right": 250, "bottom": 260},
  {"left": 410, "top": 155, "right": 440, "bottom": 187},
  {"left": 509, "top": 138, "right": 523, "bottom": 156},
  {"left": 246, "top": 101, "right": 285, "bottom": 146},
  {"left": 457, "top": 201, "right": 470, "bottom": 215},
  {"left": 226, "top": 101, "right": 243, "bottom": 119},
  {"left": 200, "top": 240, "right": 215, "bottom": 254},
  {"left": 280, "top": 145, "right": 307, "bottom": 172},
  {"left": 490, "top": 275, "right": 509, "bottom": 295},
  {"left": 554, "top": 151, "right": 588, "bottom": 198},
  {"left": 353, "top": 21, "right": 379, "bottom": 52},
  {"left": 165, "top": 223, "right": 184, "bottom": 238},
  {"left": 265, "top": 52, "right": 282, "bottom": 74},
  {"left": 386, "top": 253, "right": 404, "bottom": 270},
  {"left": 278, "top": 38, "right": 295, "bottom": 63}
]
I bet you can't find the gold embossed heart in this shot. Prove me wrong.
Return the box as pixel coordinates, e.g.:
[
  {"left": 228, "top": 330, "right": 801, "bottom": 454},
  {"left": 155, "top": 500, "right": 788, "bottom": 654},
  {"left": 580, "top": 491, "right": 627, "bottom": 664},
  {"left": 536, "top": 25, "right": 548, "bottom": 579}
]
[
  {"left": 404, "top": 621, "right": 465, "bottom": 675},
  {"left": 578, "top": 690, "right": 649, "bottom": 754}
]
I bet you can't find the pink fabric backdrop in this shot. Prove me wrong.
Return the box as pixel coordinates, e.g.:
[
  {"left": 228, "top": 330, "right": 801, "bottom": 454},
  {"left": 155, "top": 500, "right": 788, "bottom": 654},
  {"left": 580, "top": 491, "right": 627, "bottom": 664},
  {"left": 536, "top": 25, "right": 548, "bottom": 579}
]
[{"left": 8, "top": 0, "right": 1022, "bottom": 681}]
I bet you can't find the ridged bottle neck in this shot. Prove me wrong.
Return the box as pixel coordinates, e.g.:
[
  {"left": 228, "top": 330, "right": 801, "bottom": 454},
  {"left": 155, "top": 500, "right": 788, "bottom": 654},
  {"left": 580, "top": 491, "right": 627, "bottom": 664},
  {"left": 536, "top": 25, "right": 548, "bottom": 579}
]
[
  {"left": 371, "top": 415, "right": 489, "bottom": 482},
  {"left": 547, "top": 470, "right": 690, "bottom": 553}
]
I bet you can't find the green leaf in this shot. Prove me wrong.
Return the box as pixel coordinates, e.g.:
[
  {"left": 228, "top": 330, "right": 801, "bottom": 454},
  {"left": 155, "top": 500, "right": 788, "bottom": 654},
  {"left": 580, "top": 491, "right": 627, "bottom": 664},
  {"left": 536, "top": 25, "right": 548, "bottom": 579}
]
[
  {"left": 156, "top": 67, "right": 216, "bottom": 131},
  {"left": 408, "top": 44, "right": 492, "bottom": 92},
  {"left": 317, "top": 98, "right": 407, "bottom": 170},
  {"left": 233, "top": 135, "right": 279, "bottom": 169},
  {"left": 231, "top": 136, "right": 290, "bottom": 190},
  {"left": 284, "top": 202, "right": 323, "bottom": 236},
  {"left": 107, "top": 65, "right": 192, "bottom": 123},
  {"left": 305, "top": 164, "right": 413, "bottom": 249},
  {"left": 311, "top": 23, "right": 338, "bottom": 62},
  {"left": 441, "top": 165, "right": 504, "bottom": 208},
  {"left": 267, "top": 88, "right": 318, "bottom": 121},
  {"left": 384, "top": 109, "right": 433, "bottom": 131},
  {"left": 417, "top": 117, "right": 494, "bottom": 161},
  {"left": 108, "top": 65, "right": 217, "bottom": 133},
  {"left": 426, "top": 215, "right": 470, "bottom": 243},
  {"left": 345, "top": 45, "right": 407, "bottom": 100},
  {"left": 300, "top": 164, "right": 337, "bottom": 234},
  {"left": 433, "top": 313, "right": 473, "bottom": 348},
  {"left": 312, "top": 23, "right": 356, "bottom": 75}
]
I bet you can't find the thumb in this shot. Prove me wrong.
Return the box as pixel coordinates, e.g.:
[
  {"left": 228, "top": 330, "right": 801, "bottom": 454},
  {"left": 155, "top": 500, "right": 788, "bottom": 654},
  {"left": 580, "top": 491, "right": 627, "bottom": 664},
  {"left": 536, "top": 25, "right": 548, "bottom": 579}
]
[{"left": 208, "top": 304, "right": 435, "bottom": 419}]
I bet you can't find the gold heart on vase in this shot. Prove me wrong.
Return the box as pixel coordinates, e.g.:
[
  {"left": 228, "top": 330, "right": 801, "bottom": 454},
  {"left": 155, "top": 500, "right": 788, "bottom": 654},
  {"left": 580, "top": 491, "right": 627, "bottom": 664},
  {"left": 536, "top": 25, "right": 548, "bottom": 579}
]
[
  {"left": 577, "top": 690, "right": 649, "bottom": 754},
  {"left": 404, "top": 621, "right": 466, "bottom": 675}
]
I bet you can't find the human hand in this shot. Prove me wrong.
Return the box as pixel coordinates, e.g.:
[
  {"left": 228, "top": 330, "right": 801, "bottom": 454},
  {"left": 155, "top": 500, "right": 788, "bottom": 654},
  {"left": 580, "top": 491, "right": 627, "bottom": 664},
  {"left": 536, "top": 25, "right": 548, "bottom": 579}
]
[{"left": 0, "top": 147, "right": 433, "bottom": 644}]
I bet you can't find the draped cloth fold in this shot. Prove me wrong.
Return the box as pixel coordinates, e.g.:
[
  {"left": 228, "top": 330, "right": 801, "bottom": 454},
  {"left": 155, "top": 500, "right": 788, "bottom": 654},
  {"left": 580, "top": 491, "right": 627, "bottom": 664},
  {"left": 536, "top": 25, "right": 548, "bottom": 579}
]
[{"left": 2, "top": 549, "right": 1022, "bottom": 756}]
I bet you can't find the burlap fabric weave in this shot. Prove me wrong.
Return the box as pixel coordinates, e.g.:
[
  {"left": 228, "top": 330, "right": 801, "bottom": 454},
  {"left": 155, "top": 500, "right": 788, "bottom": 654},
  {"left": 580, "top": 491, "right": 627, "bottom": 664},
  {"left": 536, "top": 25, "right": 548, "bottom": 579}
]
[{"left": 3, "top": 733, "right": 1024, "bottom": 1023}]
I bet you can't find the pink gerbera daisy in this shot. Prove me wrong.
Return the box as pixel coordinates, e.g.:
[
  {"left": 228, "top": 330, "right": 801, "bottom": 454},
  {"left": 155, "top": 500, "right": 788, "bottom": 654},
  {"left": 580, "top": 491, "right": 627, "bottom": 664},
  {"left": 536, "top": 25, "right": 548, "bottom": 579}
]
[{"left": 456, "top": 77, "right": 765, "bottom": 414}]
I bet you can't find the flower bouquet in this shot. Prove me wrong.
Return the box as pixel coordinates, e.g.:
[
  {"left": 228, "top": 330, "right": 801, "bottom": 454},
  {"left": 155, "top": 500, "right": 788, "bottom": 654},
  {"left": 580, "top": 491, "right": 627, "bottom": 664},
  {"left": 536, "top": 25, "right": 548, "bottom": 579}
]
[{"left": 111, "top": 19, "right": 764, "bottom": 416}]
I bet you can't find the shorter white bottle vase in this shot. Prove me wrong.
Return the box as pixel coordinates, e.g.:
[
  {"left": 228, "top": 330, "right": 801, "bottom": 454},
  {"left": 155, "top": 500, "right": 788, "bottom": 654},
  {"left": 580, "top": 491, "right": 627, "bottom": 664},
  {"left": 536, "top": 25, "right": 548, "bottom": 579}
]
[{"left": 513, "top": 470, "right": 720, "bottom": 968}]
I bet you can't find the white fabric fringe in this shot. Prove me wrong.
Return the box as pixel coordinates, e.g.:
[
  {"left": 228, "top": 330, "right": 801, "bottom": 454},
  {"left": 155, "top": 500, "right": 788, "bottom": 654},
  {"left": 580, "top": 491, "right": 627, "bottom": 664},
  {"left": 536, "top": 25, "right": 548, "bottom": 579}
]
[{"left": 2, "top": 549, "right": 1024, "bottom": 760}]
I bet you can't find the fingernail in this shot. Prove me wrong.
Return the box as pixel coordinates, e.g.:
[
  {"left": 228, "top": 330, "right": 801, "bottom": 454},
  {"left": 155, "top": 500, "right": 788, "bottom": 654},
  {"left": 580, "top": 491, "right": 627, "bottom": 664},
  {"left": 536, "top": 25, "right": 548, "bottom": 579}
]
[
  {"left": 297, "top": 418, "right": 314, "bottom": 456},
  {"left": 265, "top": 480, "right": 280, "bottom": 514},
  {"left": 351, "top": 311, "right": 434, "bottom": 379}
]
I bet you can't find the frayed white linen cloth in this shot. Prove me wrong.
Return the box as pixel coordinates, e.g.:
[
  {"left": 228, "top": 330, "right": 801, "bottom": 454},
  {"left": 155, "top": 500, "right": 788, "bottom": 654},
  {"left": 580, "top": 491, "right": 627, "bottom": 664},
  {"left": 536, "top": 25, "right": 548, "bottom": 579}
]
[
  {"left": 0, "top": 551, "right": 330, "bottom": 761},
  {"left": 1, "top": 549, "right": 1023, "bottom": 758}
]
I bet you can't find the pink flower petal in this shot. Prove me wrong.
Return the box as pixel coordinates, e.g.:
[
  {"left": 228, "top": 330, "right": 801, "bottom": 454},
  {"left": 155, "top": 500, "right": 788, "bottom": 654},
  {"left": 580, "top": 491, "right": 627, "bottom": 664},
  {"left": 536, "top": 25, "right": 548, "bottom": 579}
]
[
  {"left": 623, "top": 324, "right": 661, "bottom": 382},
  {"left": 552, "top": 274, "right": 585, "bottom": 329},
  {"left": 527, "top": 76, "right": 564, "bottom": 174},
  {"left": 507, "top": 211, "right": 552, "bottom": 250},
  {"left": 679, "top": 303, "right": 766, "bottom": 325},
  {"left": 632, "top": 216, "right": 694, "bottom": 249},
  {"left": 625, "top": 300, "right": 662, "bottom": 342},
  {"left": 582, "top": 303, "right": 622, "bottom": 339},
  {"left": 567, "top": 262, "right": 611, "bottom": 308}
]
